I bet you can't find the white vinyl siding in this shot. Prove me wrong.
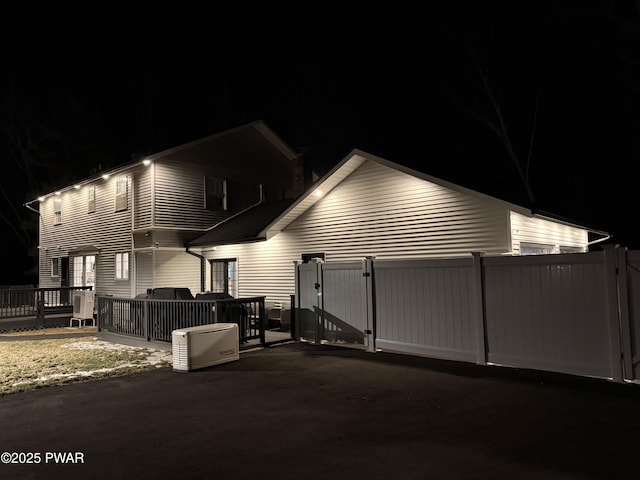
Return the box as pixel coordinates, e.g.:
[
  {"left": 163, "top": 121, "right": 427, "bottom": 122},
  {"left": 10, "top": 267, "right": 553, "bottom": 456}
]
[
  {"left": 153, "top": 250, "right": 201, "bottom": 296},
  {"left": 510, "top": 211, "right": 588, "bottom": 255},
  {"left": 284, "top": 161, "right": 511, "bottom": 259},
  {"left": 154, "top": 160, "right": 227, "bottom": 229},
  {"left": 201, "top": 160, "right": 591, "bottom": 306},
  {"left": 134, "top": 167, "right": 153, "bottom": 230},
  {"left": 135, "top": 251, "right": 153, "bottom": 296},
  {"left": 202, "top": 160, "right": 515, "bottom": 305},
  {"left": 202, "top": 236, "right": 296, "bottom": 305},
  {"left": 38, "top": 173, "right": 135, "bottom": 297}
]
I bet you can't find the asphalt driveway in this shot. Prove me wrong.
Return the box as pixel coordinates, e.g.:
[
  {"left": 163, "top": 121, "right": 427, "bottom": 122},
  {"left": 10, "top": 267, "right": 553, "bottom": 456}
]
[{"left": 1, "top": 341, "right": 639, "bottom": 480}]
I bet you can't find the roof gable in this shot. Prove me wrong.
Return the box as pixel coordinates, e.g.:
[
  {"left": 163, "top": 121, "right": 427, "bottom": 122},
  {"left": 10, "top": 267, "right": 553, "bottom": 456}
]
[
  {"left": 26, "top": 120, "right": 298, "bottom": 203},
  {"left": 260, "top": 149, "right": 535, "bottom": 240}
]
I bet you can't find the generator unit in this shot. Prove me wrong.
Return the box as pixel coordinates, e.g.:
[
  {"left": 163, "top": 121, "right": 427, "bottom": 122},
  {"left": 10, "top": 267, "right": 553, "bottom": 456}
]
[
  {"left": 172, "top": 323, "right": 239, "bottom": 372},
  {"left": 70, "top": 290, "right": 95, "bottom": 327}
]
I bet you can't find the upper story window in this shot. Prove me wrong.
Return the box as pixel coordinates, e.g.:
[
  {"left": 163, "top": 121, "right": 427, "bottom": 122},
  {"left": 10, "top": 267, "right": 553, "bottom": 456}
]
[
  {"left": 87, "top": 186, "right": 96, "bottom": 213},
  {"left": 205, "top": 177, "right": 227, "bottom": 211},
  {"left": 115, "top": 177, "right": 128, "bottom": 212},
  {"left": 53, "top": 198, "right": 62, "bottom": 225}
]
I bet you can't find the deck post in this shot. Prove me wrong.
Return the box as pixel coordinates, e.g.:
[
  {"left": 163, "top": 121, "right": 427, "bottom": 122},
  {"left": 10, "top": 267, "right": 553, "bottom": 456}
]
[
  {"left": 471, "top": 252, "right": 487, "bottom": 366},
  {"left": 603, "top": 244, "right": 624, "bottom": 383}
]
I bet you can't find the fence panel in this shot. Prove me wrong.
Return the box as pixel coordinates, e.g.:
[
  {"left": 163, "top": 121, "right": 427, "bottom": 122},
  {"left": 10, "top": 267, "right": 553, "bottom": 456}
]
[
  {"left": 625, "top": 250, "right": 640, "bottom": 380},
  {"left": 373, "top": 258, "right": 479, "bottom": 363},
  {"left": 483, "top": 252, "right": 613, "bottom": 379}
]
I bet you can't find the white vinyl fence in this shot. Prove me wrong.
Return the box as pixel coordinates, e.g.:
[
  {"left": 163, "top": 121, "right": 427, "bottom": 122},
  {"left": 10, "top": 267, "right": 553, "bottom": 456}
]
[{"left": 295, "top": 245, "right": 639, "bottom": 383}]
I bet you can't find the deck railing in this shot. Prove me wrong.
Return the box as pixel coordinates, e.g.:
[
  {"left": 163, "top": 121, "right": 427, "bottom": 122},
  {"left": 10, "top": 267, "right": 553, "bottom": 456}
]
[
  {"left": 97, "top": 296, "right": 266, "bottom": 344},
  {"left": 0, "top": 286, "right": 93, "bottom": 320}
]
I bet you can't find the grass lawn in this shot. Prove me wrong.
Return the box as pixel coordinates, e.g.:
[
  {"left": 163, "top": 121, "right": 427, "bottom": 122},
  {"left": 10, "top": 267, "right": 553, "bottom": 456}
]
[{"left": 0, "top": 328, "right": 172, "bottom": 396}]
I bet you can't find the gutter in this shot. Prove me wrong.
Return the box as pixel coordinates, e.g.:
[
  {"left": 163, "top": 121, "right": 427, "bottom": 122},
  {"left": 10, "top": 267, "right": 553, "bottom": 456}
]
[
  {"left": 24, "top": 201, "right": 40, "bottom": 215},
  {"left": 587, "top": 234, "right": 612, "bottom": 247}
]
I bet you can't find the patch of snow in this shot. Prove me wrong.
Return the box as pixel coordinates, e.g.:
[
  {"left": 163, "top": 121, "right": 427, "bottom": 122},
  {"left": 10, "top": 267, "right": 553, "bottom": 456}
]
[{"left": 11, "top": 340, "right": 172, "bottom": 387}]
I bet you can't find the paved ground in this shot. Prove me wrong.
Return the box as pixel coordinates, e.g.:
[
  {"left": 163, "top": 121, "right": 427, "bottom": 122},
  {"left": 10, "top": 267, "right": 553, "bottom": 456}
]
[{"left": 1, "top": 341, "right": 639, "bottom": 480}]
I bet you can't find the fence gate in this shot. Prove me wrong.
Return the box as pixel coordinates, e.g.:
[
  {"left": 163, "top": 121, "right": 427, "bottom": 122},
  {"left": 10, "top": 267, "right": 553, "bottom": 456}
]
[
  {"left": 296, "top": 261, "right": 323, "bottom": 343},
  {"left": 295, "top": 259, "right": 374, "bottom": 350}
]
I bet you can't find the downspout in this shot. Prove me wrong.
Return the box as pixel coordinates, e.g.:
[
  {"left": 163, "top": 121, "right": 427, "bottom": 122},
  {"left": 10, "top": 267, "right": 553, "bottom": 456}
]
[
  {"left": 185, "top": 184, "right": 266, "bottom": 294},
  {"left": 185, "top": 248, "right": 206, "bottom": 293}
]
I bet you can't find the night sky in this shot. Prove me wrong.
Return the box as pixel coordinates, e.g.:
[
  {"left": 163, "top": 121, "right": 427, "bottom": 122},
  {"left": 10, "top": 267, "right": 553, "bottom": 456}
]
[{"left": 2, "top": 2, "right": 640, "bottom": 284}]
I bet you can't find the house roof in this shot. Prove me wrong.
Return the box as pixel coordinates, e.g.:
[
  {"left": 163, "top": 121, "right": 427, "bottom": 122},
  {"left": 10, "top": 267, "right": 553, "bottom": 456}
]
[
  {"left": 186, "top": 198, "right": 296, "bottom": 247},
  {"left": 184, "top": 148, "right": 599, "bottom": 248},
  {"left": 25, "top": 120, "right": 299, "bottom": 205},
  {"left": 186, "top": 148, "right": 610, "bottom": 248},
  {"left": 258, "top": 149, "right": 610, "bottom": 242}
]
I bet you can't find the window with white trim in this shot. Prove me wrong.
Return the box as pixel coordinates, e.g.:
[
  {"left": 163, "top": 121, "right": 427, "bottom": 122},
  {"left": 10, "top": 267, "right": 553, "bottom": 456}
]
[
  {"left": 205, "top": 177, "right": 227, "bottom": 211},
  {"left": 559, "top": 246, "right": 585, "bottom": 253},
  {"left": 51, "top": 258, "right": 60, "bottom": 277},
  {"left": 53, "top": 198, "right": 62, "bottom": 225},
  {"left": 87, "top": 186, "right": 96, "bottom": 213},
  {"left": 210, "top": 258, "right": 237, "bottom": 297},
  {"left": 115, "top": 177, "right": 128, "bottom": 212},
  {"left": 520, "top": 243, "right": 554, "bottom": 255},
  {"left": 72, "top": 255, "right": 96, "bottom": 288},
  {"left": 115, "top": 252, "right": 129, "bottom": 280}
]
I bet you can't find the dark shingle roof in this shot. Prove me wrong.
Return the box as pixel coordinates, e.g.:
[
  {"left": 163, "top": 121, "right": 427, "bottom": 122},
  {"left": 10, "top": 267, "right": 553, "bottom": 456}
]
[{"left": 187, "top": 199, "right": 295, "bottom": 247}]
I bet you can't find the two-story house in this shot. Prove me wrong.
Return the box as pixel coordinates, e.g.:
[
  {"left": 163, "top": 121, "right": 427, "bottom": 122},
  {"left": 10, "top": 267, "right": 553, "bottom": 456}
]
[
  {"left": 26, "top": 121, "right": 302, "bottom": 298},
  {"left": 27, "top": 122, "right": 609, "bottom": 310}
]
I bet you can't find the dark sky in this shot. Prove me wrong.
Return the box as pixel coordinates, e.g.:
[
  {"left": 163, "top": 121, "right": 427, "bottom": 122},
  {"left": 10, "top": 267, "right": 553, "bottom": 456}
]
[{"left": 3, "top": 2, "right": 640, "bottom": 283}]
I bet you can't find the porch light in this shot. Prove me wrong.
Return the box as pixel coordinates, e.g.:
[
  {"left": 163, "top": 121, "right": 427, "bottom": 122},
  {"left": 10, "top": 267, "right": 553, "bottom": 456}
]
[
  {"left": 315, "top": 189, "right": 322, "bottom": 198},
  {"left": 74, "top": 184, "right": 81, "bottom": 190},
  {"left": 142, "top": 159, "right": 152, "bottom": 166},
  {"left": 38, "top": 196, "right": 45, "bottom": 202},
  {"left": 102, "top": 174, "right": 110, "bottom": 180},
  {"left": 55, "top": 191, "right": 61, "bottom": 196}
]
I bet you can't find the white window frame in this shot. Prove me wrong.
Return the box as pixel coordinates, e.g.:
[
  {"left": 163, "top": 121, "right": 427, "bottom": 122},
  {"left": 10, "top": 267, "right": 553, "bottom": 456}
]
[
  {"left": 53, "top": 198, "right": 62, "bottom": 225},
  {"left": 115, "top": 252, "right": 129, "bottom": 280},
  {"left": 520, "top": 243, "right": 554, "bottom": 256},
  {"left": 210, "top": 258, "right": 237, "bottom": 297},
  {"left": 73, "top": 255, "right": 96, "bottom": 288},
  {"left": 87, "top": 186, "right": 96, "bottom": 213},
  {"left": 51, "top": 258, "right": 60, "bottom": 277},
  {"left": 204, "top": 177, "right": 227, "bottom": 211},
  {"left": 115, "top": 177, "right": 128, "bottom": 212}
]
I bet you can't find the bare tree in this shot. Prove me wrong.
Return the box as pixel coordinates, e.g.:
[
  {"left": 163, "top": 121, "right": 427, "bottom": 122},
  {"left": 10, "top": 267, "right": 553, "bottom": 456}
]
[{"left": 450, "top": 54, "right": 540, "bottom": 207}]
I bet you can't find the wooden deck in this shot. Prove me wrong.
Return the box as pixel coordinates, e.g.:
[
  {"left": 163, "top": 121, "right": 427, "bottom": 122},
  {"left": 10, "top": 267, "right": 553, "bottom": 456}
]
[{"left": 0, "top": 312, "right": 75, "bottom": 333}]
